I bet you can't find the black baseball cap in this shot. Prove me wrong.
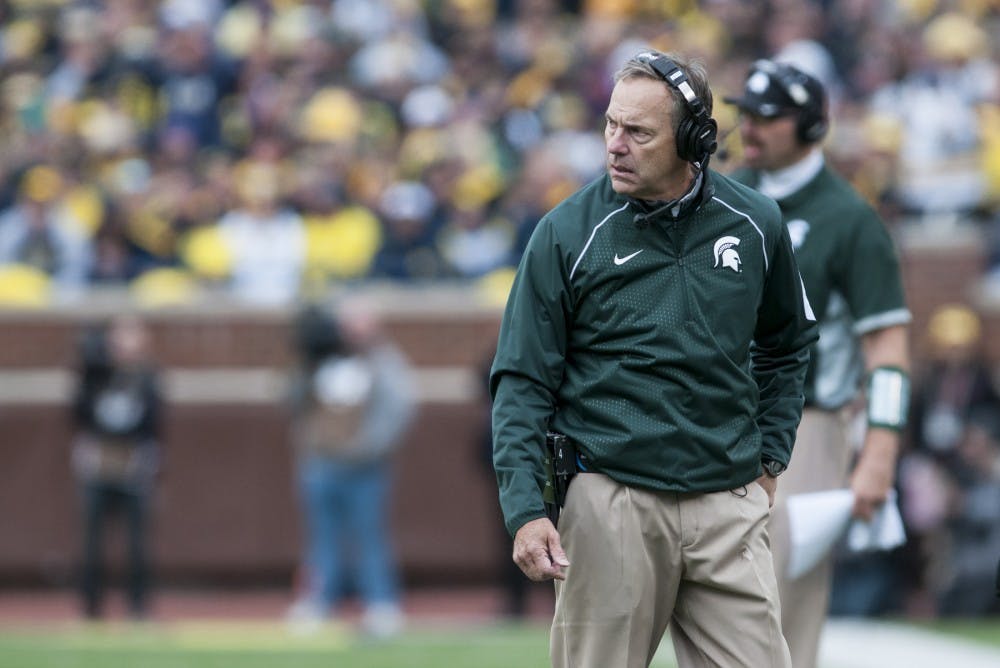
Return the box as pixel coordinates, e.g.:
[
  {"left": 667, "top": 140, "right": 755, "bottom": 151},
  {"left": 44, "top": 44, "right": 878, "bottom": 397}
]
[{"left": 723, "top": 60, "right": 826, "bottom": 118}]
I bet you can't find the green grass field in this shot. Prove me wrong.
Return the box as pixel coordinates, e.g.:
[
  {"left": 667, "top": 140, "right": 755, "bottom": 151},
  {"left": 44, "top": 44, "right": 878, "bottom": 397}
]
[
  {"left": 0, "top": 621, "right": 556, "bottom": 668},
  {"left": 908, "top": 618, "right": 1000, "bottom": 648},
  {"left": 2, "top": 618, "right": 999, "bottom": 668}
]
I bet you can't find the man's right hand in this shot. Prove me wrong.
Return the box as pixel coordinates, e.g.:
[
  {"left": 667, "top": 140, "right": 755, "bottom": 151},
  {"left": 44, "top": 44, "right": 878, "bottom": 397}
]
[
  {"left": 754, "top": 473, "right": 778, "bottom": 507},
  {"left": 512, "top": 517, "right": 570, "bottom": 581}
]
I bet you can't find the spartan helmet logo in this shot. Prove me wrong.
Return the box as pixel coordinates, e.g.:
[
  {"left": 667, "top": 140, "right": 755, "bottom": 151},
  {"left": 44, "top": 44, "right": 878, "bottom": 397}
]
[
  {"left": 713, "top": 236, "right": 742, "bottom": 272},
  {"left": 786, "top": 219, "right": 810, "bottom": 250}
]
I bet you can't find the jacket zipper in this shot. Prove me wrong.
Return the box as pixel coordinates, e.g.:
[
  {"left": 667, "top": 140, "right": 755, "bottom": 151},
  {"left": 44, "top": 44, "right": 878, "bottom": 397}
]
[{"left": 667, "top": 220, "right": 689, "bottom": 322}]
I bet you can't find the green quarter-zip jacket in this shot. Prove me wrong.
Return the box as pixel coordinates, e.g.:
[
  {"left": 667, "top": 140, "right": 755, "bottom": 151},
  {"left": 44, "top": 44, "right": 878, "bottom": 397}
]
[{"left": 491, "top": 170, "right": 818, "bottom": 536}]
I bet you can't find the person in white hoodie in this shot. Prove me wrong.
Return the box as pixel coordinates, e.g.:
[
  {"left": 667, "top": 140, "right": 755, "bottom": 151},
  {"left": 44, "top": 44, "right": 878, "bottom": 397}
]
[{"left": 286, "top": 299, "right": 417, "bottom": 638}]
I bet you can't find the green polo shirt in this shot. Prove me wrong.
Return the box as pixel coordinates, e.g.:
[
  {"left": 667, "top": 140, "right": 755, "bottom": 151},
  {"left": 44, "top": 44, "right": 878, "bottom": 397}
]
[{"left": 731, "top": 164, "right": 911, "bottom": 410}]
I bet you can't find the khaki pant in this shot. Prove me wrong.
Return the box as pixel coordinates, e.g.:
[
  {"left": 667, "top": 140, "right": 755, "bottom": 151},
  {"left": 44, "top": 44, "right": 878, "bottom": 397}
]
[
  {"left": 768, "top": 409, "right": 853, "bottom": 668},
  {"left": 551, "top": 473, "right": 791, "bottom": 668}
]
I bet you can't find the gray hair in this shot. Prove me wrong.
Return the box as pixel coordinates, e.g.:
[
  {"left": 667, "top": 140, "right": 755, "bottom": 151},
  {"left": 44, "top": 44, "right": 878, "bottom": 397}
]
[{"left": 613, "top": 51, "right": 714, "bottom": 134}]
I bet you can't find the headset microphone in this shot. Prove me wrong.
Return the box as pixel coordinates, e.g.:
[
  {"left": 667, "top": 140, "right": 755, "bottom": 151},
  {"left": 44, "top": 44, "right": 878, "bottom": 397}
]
[
  {"left": 633, "top": 199, "right": 680, "bottom": 229},
  {"left": 631, "top": 169, "right": 707, "bottom": 228}
]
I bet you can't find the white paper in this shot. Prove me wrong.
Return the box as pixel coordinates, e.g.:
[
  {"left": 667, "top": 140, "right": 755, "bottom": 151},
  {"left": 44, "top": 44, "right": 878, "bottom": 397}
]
[
  {"left": 847, "top": 489, "right": 907, "bottom": 553},
  {"left": 786, "top": 489, "right": 855, "bottom": 579},
  {"left": 785, "top": 488, "right": 907, "bottom": 580}
]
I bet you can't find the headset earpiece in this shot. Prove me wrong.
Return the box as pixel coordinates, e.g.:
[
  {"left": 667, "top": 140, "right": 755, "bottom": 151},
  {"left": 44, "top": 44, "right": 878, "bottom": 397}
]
[
  {"left": 639, "top": 53, "right": 718, "bottom": 164},
  {"left": 791, "top": 75, "right": 827, "bottom": 144},
  {"left": 676, "top": 115, "right": 718, "bottom": 163},
  {"left": 798, "top": 108, "right": 827, "bottom": 144}
]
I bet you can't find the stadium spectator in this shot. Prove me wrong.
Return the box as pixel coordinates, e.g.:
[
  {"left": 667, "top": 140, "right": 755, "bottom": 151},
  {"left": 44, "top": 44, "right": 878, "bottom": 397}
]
[
  {"left": 211, "top": 153, "right": 307, "bottom": 304},
  {"left": 436, "top": 200, "right": 515, "bottom": 279},
  {"left": 898, "top": 303, "right": 1000, "bottom": 616},
  {"left": 286, "top": 299, "right": 417, "bottom": 638},
  {"left": 934, "top": 410, "right": 1000, "bottom": 617},
  {"left": 910, "top": 304, "right": 1000, "bottom": 465},
  {"left": 371, "top": 179, "right": 446, "bottom": 280},
  {"left": 0, "top": 165, "right": 94, "bottom": 297},
  {"left": 149, "top": 16, "right": 237, "bottom": 148},
  {"left": 868, "top": 11, "right": 999, "bottom": 220}
]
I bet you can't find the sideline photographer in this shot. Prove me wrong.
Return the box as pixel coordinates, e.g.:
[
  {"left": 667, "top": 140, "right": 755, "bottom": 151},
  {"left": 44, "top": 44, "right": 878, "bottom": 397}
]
[{"left": 71, "top": 314, "right": 161, "bottom": 619}]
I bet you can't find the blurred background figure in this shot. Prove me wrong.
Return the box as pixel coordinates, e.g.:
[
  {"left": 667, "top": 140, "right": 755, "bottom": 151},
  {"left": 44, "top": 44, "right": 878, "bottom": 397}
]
[
  {"left": 935, "top": 409, "right": 1000, "bottom": 617},
  {"left": 867, "top": 11, "right": 998, "bottom": 221},
  {"left": 212, "top": 155, "right": 307, "bottom": 305},
  {"left": 286, "top": 299, "right": 416, "bottom": 638},
  {"left": 0, "top": 165, "right": 93, "bottom": 298},
  {"left": 909, "top": 304, "right": 1000, "bottom": 464},
  {"left": 70, "top": 314, "right": 162, "bottom": 620},
  {"left": 897, "top": 303, "right": 1000, "bottom": 616}
]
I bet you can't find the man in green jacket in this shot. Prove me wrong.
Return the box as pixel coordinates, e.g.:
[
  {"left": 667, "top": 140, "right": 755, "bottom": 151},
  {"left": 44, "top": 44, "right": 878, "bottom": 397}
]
[
  {"left": 726, "top": 60, "right": 911, "bottom": 668},
  {"left": 491, "top": 49, "right": 817, "bottom": 668}
]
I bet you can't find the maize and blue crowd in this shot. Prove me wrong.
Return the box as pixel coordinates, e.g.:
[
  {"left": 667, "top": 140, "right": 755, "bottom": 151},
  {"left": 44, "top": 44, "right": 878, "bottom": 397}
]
[{"left": 0, "top": 0, "right": 997, "bottom": 304}]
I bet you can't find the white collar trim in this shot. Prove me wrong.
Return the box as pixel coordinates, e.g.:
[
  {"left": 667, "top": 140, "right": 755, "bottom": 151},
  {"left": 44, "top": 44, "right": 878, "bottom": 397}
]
[{"left": 758, "top": 149, "right": 824, "bottom": 201}]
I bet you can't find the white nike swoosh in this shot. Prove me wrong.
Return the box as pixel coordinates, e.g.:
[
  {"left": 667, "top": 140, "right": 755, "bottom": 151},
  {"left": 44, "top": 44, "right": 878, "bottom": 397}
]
[{"left": 613, "top": 250, "right": 643, "bottom": 265}]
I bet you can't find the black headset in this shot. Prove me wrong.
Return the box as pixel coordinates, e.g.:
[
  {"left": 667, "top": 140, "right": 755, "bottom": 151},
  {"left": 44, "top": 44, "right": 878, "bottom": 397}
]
[
  {"left": 751, "top": 59, "right": 828, "bottom": 144},
  {"left": 637, "top": 52, "right": 719, "bottom": 165}
]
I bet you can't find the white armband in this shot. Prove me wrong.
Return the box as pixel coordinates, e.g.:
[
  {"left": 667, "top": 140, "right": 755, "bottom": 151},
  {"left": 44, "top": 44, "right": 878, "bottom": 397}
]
[{"left": 867, "top": 366, "right": 910, "bottom": 431}]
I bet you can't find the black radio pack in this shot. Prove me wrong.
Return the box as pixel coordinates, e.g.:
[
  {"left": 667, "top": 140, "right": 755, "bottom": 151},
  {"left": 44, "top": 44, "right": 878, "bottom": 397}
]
[{"left": 543, "top": 431, "right": 577, "bottom": 526}]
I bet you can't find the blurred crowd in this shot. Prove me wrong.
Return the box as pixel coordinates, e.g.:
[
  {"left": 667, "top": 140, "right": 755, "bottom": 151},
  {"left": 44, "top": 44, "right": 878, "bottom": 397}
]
[
  {"left": 902, "top": 303, "right": 1000, "bottom": 617},
  {"left": 0, "top": 0, "right": 997, "bottom": 305},
  {"left": 830, "top": 303, "right": 1000, "bottom": 619}
]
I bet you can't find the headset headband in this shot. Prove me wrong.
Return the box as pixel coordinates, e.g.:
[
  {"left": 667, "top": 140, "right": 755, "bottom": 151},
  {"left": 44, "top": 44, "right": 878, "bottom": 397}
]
[
  {"left": 635, "top": 51, "right": 718, "bottom": 164},
  {"left": 752, "top": 59, "right": 811, "bottom": 107},
  {"left": 639, "top": 53, "right": 709, "bottom": 121}
]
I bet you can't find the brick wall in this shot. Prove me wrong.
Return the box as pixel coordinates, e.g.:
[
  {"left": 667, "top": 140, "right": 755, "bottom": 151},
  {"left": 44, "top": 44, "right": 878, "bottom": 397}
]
[{"left": 1, "top": 233, "right": 998, "bottom": 588}]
